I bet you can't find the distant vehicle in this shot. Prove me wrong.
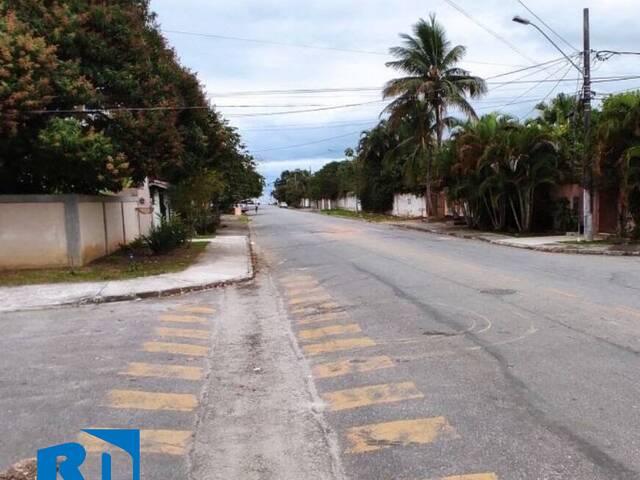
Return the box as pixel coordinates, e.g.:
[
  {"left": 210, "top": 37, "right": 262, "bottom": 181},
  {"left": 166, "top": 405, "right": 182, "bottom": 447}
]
[
  {"left": 238, "top": 199, "right": 256, "bottom": 213},
  {"left": 278, "top": 202, "right": 288, "bottom": 208}
]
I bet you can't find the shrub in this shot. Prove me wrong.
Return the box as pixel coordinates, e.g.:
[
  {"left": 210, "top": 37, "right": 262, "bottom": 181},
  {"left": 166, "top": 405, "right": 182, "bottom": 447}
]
[{"left": 143, "top": 217, "right": 188, "bottom": 255}]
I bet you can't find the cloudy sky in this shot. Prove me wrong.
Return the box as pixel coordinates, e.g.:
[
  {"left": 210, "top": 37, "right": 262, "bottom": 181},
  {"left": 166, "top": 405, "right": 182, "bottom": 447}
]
[{"left": 149, "top": 0, "right": 640, "bottom": 196}]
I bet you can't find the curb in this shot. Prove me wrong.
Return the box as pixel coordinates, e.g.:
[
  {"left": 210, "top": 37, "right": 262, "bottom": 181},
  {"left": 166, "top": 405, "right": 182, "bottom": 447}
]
[
  {"left": 2, "top": 236, "right": 256, "bottom": 314},
  {"left": 387, "top": 222, "right": 640, "bottom": 257}
]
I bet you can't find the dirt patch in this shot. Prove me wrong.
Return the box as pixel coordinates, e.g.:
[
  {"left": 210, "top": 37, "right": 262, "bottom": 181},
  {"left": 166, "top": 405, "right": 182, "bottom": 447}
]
[{"left": 0, "top": 459, "right": 37, "bottom": 480}]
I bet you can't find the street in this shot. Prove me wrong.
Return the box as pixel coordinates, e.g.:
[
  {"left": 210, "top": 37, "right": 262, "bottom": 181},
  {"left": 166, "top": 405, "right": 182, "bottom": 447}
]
[{"left": 3, "top": 206, "right": 640, "bottom": 479}]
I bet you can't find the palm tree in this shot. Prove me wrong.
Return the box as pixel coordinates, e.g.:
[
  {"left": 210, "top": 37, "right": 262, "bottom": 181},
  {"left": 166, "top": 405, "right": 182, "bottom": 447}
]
[
  {"left": 383, "top": 14, "right": 487, "bottom": 214},
  {"left": 383, "top": 100, "right": 436, "bottom": 193}
]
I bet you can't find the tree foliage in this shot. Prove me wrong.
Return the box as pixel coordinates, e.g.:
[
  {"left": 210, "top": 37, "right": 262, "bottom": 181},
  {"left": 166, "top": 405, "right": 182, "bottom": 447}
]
[
  {"left": 0, "top": 0, "right": 263, "bottom": 202},
  {"left": 383, "top": 14, "right": 486, "bottom": 211},
  {"left": 597, "top": 92, "right": 640, "bottom": 236}
]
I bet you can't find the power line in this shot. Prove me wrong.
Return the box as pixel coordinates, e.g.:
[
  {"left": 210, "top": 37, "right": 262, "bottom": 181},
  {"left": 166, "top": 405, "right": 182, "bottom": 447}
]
[
  {"left": 30, "top": 75, "right": 640, "bottom": 116},
  {"left": 485, "top": 56, "right": 567, "bottom": 80},
  {"left": 521, "top": 62, "right": 575, "bottom": 119},
  {"left": 210, "top": 87, "right": 382, "bottom": 98},
  {"left": 162, "top": 29, "right": 389, "bottom": 56},
  {"left": 442, "top": 0, "right": 537, "bottom": 64},
  {"left": 252, "top": 130, "right": 362, "bottom": 153},
  {"left": 595, "top": 50, "right": 640, "bottom": 61},
  {"left": 241, "top": 120, "right": 379, "bottom": 132},
  {"left": 500, "top": 59, "right": 571, "bottom": 108},
  {"left": 163, "top": 28, "right": 527, "bottom": 68},
  {"left": 226, "top": 100, "right": 386, "bottom": 117},
  {"left": 516, "top": 0, "right": 580, "bottom": 52},
  {"left": 215, "top": 103, "right": 327, "bottom": 108},
  {"left": 28, "top": 105, "right": 212, "bottom": 114}
]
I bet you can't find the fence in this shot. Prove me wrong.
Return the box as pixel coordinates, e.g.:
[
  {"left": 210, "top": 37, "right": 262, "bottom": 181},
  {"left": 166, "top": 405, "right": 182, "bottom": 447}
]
[{"left": 0, "top": 194, "right": 153, "bottom": 269}]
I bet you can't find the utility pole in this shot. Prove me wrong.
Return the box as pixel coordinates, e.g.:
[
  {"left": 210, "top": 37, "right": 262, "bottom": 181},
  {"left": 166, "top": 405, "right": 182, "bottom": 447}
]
[
  {"left": 582, "top": 8, "right": 593, "bottom": 240},
  {"left": 513, "top": 9, "right": 594, "bottom": 240}
]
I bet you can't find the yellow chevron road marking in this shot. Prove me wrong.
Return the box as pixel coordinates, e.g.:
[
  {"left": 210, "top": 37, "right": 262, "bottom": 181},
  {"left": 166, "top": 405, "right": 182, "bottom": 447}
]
[
  {"left": 159, "top": 314, "right": 207, "bottom": 324},
  {"left": 120, "top": 362, "right": 204, "bottom": 381},
  {"left": 155, "top": 327, "right": 210, "bottom": 340},
  {"left": 298, "top": 324, "right": 361, "bottom": 341},
  {"left": 345, "top": 416, "right": 456, "bottom": 454},
  {"left": 143, "top": 341, "right": 208, "bottom": 357},
  {"left": 323, "top": 382, "right": 423, "bottom": 411},
  {"left": 291, "top": 302, "right": 340, "bottom": 315},
  {"left": 104, "top": 389, "right": 197, "bottom": 412},
  {"left": 313, "top": 356, "right": 395, "bottom": 379},
  {"left": 289, "top": 295, "right": 332, "bottom": 306},
  {"left": 303, "top": 337, "right": 376, "bottom": 356},
  {"left": 286, "top": 286, "right": 324, "bottom": 296},
  {"left": 176, "top": 306, "right": 216, "bottom": 314},
  {"left": 297, "top": 311, "right": 350, "bottom": 325},
  {"left": 80, "top": 429, "right": 192, "bottom": 455},
  {"left": 616, "top": 306, "right": 640, "bottom": 319}
]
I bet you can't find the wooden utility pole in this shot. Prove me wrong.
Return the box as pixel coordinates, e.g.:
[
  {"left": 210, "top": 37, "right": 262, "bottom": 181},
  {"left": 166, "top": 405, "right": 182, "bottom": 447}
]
[{"left": 582, "top": 8, "right": 593, "bottom": 240}]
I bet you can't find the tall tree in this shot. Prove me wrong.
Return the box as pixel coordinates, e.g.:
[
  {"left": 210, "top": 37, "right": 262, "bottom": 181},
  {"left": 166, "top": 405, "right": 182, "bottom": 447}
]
[{"left": 383, "top": 14, "right": 486, "bottom": 213}]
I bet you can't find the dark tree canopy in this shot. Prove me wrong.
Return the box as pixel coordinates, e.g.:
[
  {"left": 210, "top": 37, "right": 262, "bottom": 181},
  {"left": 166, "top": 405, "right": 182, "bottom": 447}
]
[{"left": 0, "top": 0, "right": 263, "bottom": 198}]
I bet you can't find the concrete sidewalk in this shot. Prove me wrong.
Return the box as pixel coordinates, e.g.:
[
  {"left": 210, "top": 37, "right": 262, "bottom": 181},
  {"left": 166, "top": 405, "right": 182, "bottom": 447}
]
[
  {"left": 384, "top": 219, "right": 640, "bottom": 256},
  {"left": 0, "top": 231, "right": 253, "bottom": 313}
]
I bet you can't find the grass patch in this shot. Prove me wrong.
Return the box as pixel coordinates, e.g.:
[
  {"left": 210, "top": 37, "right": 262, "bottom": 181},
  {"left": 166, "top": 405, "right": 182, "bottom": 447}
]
[
  {"left": 0, "top": 242, "right": 208, "bottom": 287},
  {"left": 320, "top": 208, "right": 397, "bottom": 223}
]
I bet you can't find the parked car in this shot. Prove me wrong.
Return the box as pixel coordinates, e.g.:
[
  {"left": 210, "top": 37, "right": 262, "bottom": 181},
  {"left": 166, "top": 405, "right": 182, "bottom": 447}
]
[
  {"left": 278, "top": 202, "right": 288, "bottom": 208},
  {"left": 238, "top": 199, "right": 255, "bottom": 213}
]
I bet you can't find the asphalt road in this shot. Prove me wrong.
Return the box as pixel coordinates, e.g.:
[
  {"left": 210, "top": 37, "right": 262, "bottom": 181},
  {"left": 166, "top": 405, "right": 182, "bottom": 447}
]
[
  {"left": 2, "top": 206, "right": 640, "bottom": 480},
  {"left": 252, "top": 206, "right": 640, "bottom": 480}
]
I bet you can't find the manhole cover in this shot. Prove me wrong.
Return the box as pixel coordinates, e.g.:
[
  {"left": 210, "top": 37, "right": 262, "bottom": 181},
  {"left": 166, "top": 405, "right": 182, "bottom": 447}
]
[{"left": 480, "top": 288, "right": 517, "bottom": 296}]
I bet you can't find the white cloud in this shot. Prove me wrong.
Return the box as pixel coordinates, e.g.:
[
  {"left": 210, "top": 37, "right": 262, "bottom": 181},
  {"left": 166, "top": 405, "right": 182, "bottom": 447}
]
[{"left": 151, "top": 0, "right": 640, "bottom": 180}]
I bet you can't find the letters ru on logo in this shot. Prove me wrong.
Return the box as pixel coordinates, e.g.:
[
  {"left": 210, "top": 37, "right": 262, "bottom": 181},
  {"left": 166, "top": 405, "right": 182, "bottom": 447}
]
[{"left": 37, "top": 429, "right": 140, "bottom": 480}]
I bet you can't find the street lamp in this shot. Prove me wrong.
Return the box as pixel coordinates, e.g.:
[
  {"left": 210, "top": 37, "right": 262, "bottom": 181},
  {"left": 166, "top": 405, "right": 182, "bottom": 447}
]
[
  {"left": 512, "top": 12, "right": 593, "bottom": 240},
  {"left": 511, "top": 16, "right": 582, "bottom": 73}
]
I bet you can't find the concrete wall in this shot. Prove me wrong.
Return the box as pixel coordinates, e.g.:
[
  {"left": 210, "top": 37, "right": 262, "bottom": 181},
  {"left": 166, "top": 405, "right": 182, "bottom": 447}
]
[
  {"left": 0, "top": 200, "right": 68, "bottom": 269},
  {"left": 336, "top": 195, "right": 359, "bottom": 212},
  {"left": 0, "top": 194, "right": 154, "bottom": 270},
  {"left": 392, "top": 193, "right": 427, "bottom": 218}
]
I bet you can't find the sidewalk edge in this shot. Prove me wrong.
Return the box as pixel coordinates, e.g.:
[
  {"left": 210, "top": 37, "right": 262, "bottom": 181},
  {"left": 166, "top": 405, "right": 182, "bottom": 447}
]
[{"left": 2, "top": 236, "right": 255, "bottom": 314}]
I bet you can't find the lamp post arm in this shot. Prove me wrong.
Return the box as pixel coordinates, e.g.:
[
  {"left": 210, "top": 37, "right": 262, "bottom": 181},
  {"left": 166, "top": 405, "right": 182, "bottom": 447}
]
[{"left": 529, "top": 22, "right": 583, "bottom": 74}]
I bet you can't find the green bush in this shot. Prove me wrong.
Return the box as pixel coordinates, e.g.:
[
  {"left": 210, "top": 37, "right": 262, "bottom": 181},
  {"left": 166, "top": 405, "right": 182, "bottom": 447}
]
[{"left": 143, "top": 217, "right": 188, "bottom": 255}]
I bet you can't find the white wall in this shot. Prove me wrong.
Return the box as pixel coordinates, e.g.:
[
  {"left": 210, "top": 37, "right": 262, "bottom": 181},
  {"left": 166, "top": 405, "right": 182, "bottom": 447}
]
[
  {"left": 336, "top": 195, "right": 359, "bottom": 212},
  {"left": 0, "top": 201, "right": 68, "bottom": 268},
  {"left": 392, "top": 193, "right": 427, "bottom": 218},
  {"left": 0, "top": 194, "right": 155, "bottom": 269}
]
